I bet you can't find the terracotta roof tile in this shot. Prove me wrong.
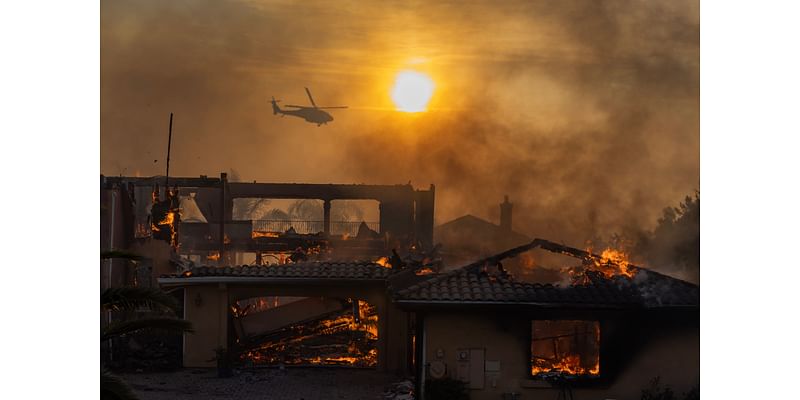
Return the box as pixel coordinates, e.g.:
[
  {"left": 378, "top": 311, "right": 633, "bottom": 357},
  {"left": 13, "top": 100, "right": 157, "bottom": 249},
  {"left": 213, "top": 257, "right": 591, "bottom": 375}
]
[
  {"left": 166, "top": 261, "right": 391, "bottom": 281},
  {"left": 395, "top": 265, "right": 698, "bottom": 308}
]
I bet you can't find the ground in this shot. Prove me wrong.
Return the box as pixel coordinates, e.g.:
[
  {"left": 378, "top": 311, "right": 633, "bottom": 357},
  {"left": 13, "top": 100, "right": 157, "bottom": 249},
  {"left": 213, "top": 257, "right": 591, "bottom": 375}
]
[{"left": 120, "top": 368, "right": 402, "bottom": 400}]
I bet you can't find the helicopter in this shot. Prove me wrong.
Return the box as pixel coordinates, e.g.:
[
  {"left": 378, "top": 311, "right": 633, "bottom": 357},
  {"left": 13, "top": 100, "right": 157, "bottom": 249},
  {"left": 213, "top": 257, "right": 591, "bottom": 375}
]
[{"left": 271, "top": 87, "right": 348, "bottom": 126}]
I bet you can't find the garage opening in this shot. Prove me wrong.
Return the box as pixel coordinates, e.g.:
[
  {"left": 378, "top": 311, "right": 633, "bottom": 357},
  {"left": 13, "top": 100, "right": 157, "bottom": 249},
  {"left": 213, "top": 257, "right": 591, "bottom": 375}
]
[{"left": 233, "top": 296, "right": 378, "bottom": 367}]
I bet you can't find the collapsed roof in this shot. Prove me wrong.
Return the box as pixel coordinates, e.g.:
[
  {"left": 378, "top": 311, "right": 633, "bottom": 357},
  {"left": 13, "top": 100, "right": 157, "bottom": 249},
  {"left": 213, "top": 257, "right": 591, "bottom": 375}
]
[{"left": 394, "top": 239, "right": 699, "bottom": 308}]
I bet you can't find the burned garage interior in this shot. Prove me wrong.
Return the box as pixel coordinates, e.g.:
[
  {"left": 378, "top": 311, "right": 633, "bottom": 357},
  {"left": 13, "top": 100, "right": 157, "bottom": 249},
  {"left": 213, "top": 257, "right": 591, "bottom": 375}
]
[{"left": 101, "top": 173, "right": 699, "bottom": 400}]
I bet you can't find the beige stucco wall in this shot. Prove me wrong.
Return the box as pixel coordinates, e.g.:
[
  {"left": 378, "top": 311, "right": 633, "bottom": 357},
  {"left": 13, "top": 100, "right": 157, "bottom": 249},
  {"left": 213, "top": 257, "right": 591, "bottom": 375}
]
[
  {"left": 183, "top": 284, "right": 230, "bottom": 367},
  {"left": 423, "top": 312, "right": 699, "bottom": 400}
]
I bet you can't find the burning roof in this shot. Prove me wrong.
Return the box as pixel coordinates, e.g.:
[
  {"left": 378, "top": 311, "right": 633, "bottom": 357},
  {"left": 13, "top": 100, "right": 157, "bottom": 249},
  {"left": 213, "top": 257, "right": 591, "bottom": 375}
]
[{"left": 394, "top": 239, "right": 699, "bottom": 308}]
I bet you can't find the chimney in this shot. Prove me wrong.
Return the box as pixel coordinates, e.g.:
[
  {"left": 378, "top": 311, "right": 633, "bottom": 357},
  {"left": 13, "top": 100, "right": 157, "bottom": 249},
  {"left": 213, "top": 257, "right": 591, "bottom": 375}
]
[{"left": 500, "top": 195, "right": 512, "bottom": 231}]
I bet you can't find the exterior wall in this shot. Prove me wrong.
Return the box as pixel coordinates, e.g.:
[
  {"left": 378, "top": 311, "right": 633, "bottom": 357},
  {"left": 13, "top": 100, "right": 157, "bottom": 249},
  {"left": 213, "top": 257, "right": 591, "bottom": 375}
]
[
  {"left": 422, "top": 311, "right": 699, "bottom": 400},
  {"left": 183, "top": 284, "right": 230, "bottom": 367},
  {"left": 101, "top": 187, "right": 134, "bottom": 290},
  {"left": 128, "top": 239, "right": 173, "bottom": 284}
]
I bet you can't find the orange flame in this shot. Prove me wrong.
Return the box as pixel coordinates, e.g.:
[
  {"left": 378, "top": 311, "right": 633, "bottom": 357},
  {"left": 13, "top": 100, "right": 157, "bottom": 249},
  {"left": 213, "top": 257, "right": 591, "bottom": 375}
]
[
  {"left": 586, "top": 247, "right": 635, "bottom": 278},
  {"left": 374, "top": 256, "right": 390, "bottom": 268},
  {"left": 531, "top": 321, "right": 600, "bottom": 376},
  {"left": 531, "top": 354, "right": 600, "bottom": 376},
  {"left": 252, "top": 231, "right": 281, "bottom": 239},
  {"left": 241, "top": 300, "right": 379, "bottom": 367},
  {"left": 207, "top": 251, "right": 220, "bottom": 261}
]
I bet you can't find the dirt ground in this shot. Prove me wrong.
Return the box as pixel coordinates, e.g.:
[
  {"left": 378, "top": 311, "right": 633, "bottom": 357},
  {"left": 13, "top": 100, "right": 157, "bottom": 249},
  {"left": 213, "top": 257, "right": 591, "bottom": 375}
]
[{"left": 119, "top": 367, "right": 402, "bottom": 400}]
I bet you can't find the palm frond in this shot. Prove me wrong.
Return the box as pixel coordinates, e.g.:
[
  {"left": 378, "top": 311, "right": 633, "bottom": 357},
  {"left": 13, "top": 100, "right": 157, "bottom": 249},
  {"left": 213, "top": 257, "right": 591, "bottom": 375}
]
[
  {"left": 101, "top": 287, "right": 179, "bottom": 313},
  {"left": 101, "top": 250, "right": 148, "bottom": 261},
  {"left": 102, "top": 317, "right": 193, "bottom": 342},
  {"left": 101, "top": 368, "right": 139, "bottom": 400}
]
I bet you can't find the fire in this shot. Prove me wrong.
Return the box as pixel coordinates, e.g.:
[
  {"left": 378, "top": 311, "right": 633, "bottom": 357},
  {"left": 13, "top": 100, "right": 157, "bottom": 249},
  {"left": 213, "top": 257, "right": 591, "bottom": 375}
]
[
  {"left": 531, "top": 354, "right": 600, "bottom": 376},
  {"left": 240, "top": 299, "right": 379, "bottom": 367},
  {"left": 374, "top": 256, "right": 390, "bottom": 268},
  {"left": 415, "top": 267, "right": 434, "bottom": 276},
  {"left": 207, "top": 251, "right": 220, "bottom": 261},
  {"left": 586, "top": 247, "right": 635, "bottom": 279},
  {"left": 158, "top": 212, "right": 175, "bottom": 226},
  {"left": 531, "top": 320, "right": 600, "bottom": 377},
  {"left": 252, "top": 231, "right": 281, "bottom": 239}
]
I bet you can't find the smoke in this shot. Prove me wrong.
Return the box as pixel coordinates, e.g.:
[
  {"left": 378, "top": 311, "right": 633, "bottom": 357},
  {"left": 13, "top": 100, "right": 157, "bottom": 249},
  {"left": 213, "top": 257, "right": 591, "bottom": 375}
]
[{"left": 101, "top": 0, "right": 699, "bottom": 253}]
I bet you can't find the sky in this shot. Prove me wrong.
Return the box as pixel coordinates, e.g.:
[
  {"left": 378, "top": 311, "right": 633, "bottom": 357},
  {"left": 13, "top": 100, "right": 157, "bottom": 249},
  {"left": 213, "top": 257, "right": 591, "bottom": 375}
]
[{"left": 101, "top": 0, "right": 699, "bottom": 244}]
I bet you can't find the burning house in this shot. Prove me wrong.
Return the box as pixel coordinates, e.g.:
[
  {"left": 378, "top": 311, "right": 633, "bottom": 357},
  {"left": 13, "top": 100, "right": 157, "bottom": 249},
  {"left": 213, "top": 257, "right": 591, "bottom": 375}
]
[
  {"left": 395, "top": 239, "right": 699, "bottom": 400},
  {"left": 102, "top": 174, "right": 697, "bottom": 400},
  {"left": 100, "top": 174, "right": 435, "bottom": 371}
]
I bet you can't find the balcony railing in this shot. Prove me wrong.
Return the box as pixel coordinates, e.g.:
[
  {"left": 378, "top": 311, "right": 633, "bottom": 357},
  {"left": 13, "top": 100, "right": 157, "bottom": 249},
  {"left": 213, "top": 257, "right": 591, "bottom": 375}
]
[{"left": 251, "top": 220, "right": 380, "bottom": 236}]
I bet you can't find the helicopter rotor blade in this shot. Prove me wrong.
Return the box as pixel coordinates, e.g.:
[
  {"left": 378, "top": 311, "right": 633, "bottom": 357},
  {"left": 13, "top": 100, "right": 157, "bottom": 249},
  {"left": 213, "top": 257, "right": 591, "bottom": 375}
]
[
  {"left": 305, "top": 87, "right": 318, "bottom": 108},
  {"left": 284, "top": 104, "right": 309, "bottom": 109}
]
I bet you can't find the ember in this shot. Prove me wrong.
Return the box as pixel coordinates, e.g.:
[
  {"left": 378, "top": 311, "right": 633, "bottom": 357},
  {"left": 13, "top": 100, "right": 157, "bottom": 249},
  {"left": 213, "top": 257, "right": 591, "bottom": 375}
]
[
  {"left": 531, "top": 320, "right": 600, "bottom": 377},
  {"left": 374, "top": 256, "right": 390, "bottom": 268},
  {"left": 240, "top": 299, "right": 379, "bottom": 367},
  {"left": 252, "top": 230, "right": 281, "bottom": 239},
  {"left": 585, "top": 247, "right": 636, "bottom": 279}
]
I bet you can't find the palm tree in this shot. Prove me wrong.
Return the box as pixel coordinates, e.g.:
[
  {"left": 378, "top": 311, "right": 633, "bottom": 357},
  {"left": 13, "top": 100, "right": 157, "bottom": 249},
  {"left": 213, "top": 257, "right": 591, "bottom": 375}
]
[{"left": 101, "top": 251, "right": 193, "bottom": 400}]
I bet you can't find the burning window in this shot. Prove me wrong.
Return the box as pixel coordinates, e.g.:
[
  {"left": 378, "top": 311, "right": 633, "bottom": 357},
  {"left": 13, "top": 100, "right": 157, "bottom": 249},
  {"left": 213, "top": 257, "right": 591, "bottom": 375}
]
[{"left": 531, "top": 320, "right": 600, "bottom": 377}]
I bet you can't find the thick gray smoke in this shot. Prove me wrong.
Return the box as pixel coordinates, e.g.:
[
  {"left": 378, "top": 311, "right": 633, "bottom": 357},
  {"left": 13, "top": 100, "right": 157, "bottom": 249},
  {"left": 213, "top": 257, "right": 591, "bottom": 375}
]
[{"left": 101, "top": 0, "right": 699, "bottom": 255}]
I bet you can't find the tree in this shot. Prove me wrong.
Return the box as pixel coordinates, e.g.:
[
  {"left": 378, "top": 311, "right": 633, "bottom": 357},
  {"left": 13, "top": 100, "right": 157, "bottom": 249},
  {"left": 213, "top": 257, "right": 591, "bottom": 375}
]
[
  {"left": 101, "top": 252, "right": 193, "bottom": 400},
  {"left": 640, "top": 192, "right": 700, "bottom": 282}
]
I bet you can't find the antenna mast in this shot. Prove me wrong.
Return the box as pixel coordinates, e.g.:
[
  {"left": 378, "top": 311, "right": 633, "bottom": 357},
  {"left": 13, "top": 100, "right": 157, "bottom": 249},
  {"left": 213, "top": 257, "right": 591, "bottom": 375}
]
[{"left": 165, "top": 113, "right": 173, "bottom": 188}]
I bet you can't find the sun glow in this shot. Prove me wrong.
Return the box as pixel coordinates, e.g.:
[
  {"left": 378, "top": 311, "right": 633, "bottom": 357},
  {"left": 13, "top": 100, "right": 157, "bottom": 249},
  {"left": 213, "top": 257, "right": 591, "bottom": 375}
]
[{"left": 391, "top": 70, "right": 435, "bottom": 112}]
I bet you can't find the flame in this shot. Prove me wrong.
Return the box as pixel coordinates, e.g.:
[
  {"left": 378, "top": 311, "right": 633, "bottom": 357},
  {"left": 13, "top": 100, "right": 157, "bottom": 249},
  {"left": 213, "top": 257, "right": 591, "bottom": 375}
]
[
  {"left": 158, "top": 212, "right": 175, "bottom": 226},
  {"left": 531, "top": 354, "right": 600, "bottom": 376},
  {"left": 586, "top": 247, "right": 635, "bottom": 279},
  {"left": 207, "top": 251, "right": 220, "bottom": 261},
  {"left": 415, "top": 267, "right": 434, "bottom": 276},
  {"left": 342, "top": 233, "right": 350, "bottom": 240},
  {"left": 241, "top": 300, "right": 379, "bottom": 367},
  {"left": 531, "top": 321, "right": 601, "bottom": 376},
  {"left": 151, "top": 209, "right": 179, "bottom": 249},
  {"left": 252, "top": 231, "right": 281, "bottom": 239},
  {"left": 374, "top": 256, "right": 390, "bottom": 268}
]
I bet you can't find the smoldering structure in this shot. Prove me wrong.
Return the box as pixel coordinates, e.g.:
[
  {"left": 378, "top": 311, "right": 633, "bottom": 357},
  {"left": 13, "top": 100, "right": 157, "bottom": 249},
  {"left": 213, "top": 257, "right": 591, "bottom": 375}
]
[{"left": 102, "top": 174, "right": 698, "bottom": 399}]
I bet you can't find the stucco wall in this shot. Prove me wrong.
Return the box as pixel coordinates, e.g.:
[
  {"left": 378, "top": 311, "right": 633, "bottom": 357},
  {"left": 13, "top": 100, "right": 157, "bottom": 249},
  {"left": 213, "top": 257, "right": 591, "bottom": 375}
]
[
  {"left": 423, "top": 311, "right": 699, "bottom": 400},
  {"left": 183, "top": 284, "right": 229, "bottom": 367}
]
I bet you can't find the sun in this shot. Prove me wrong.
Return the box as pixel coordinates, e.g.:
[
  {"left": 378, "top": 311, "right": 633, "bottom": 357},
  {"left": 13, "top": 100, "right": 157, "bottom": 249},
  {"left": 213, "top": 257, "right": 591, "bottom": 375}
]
[{"left": 390, "top": 70, "right": 435, "bottom": 112}]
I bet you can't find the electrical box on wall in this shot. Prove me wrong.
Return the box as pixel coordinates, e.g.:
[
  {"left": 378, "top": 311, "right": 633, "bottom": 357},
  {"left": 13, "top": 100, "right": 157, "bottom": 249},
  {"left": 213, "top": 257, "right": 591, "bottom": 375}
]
[{"left": 456, "top": 348, "right": 485, "bottom": 389}]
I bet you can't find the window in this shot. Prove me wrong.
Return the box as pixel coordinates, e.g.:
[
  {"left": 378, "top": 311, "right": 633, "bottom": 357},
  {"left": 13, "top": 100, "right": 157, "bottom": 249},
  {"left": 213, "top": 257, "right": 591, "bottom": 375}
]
[{"left": 531, "top": 320, "right": 600, "bottom": 377}]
